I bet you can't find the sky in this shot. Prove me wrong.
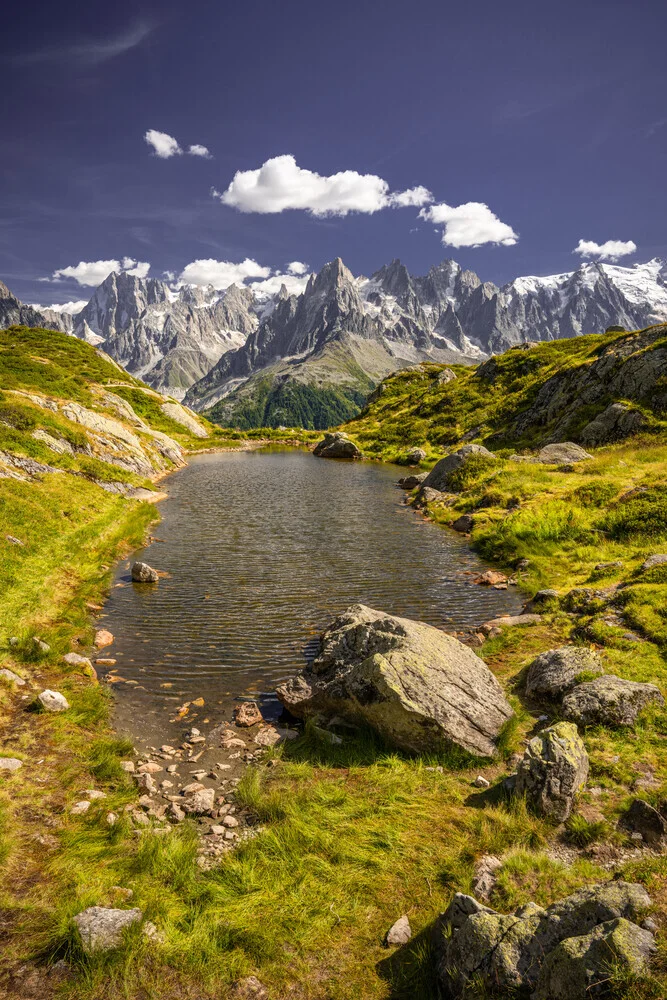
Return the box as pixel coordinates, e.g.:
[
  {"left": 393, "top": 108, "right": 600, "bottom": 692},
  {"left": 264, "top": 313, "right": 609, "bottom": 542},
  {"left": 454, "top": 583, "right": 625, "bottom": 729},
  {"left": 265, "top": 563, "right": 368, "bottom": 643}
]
[{"left": 2, "top": 0, "right": 666, "bottom": 309}]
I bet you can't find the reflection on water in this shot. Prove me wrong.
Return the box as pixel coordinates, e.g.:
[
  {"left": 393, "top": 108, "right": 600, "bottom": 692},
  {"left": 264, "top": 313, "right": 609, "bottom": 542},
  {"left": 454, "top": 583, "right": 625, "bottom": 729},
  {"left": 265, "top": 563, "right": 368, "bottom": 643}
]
[{"left": 103, "top": 450, "right": 522, "bottom": 729}]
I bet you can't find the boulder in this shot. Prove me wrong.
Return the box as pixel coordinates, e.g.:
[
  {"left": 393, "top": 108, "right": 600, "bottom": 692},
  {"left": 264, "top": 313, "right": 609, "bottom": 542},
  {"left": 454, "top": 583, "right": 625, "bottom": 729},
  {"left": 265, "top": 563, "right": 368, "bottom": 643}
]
[
  {"left": 398, "top": 473, "right": 426, "bottom": 489},
  {"left": 62, "top": 652, "right": 93, "bottom": 672},
  {"left": 385, "top": 915, "right": 411, "bottom": 946},
  {"left": 420, "top": 444, "right": 495, "bottom": 493},
  {"left": 533, "top": 918, "right": 655, "bottom": 999},
  {"left": 413, "top": 485, "right": 444, "bottom": 506},
  {"left": 525, "top": 647, "right": 604, "bottom": 700},
  {"left": 131, "top": 561, "right": 159, "bottom": 583},
  {"left": 0, "top": 668, "right": 25, "bottom": 685},
  {"left": 536, "top": 443, "right": 593, "bottom": 464},
  {"left": 623, "top": 798, "right": 667, "bottom": 846},
  {"left": 452, "top": 514, "right": 474, "bottom": 533},
  {"left": 436, "top": 881, "right": 652, "bottom": 998},
  {"left": 313, "top": 432, "right": 362, "bottom": 460},
  {"left": 561, "top": 675, "right": 664, "bottom": 727},
  {"left": 515, "top": 721, "right": 588, "bottom": 821},
  {"left": 38, "top": 689, "right": 69, "bottom": 712},
  {"left": 73, "top": 906, "right": 143, "bottom": 953},
  {"left": 276, "top": 604, "right": 514, "bottom": 757},
  {"left": 406, "top": 447, "right": 427, "bottom": 464},
  {"left": 580, "top": 402, "right": 644, "bottom": 447}
]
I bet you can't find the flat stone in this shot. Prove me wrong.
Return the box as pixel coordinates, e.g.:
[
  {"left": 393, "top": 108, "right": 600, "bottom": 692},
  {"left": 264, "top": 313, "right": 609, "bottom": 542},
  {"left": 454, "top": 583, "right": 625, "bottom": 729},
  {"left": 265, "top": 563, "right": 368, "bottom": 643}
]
[
  {"left": 94, "top": 630, "right": 114, "bottom": 649},
  {"left": 385, "top": 914, "right": 411, "bottom": 946},
  {"left": 0, "top": 757, "right": 23, "bottom": 771},
  {"left": 38, "top": 689, "right": 69, "bottom": 712},
  {"left": 0, "top": 668, "right": 26, "bottom": 686},
  {"left": 481, "top": 614, "right": 542, "bottom": 631},
  {"left": 73, "top": 906, "right": 143, "bottom": 953}
]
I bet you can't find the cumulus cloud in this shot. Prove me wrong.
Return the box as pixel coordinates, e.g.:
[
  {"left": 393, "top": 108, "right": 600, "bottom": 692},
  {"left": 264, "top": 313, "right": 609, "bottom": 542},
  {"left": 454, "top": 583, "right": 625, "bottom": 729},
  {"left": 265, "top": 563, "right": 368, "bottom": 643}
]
[
  {"left": 420, "top": 201, "right": 518, "bottom": 247},
  {"left": 216, "top": 154, "right": 431, "bottom": 217},
  {"left": 144, "top": 129, "right": 182, "bottom": 159},
  {"left": 188, "top": 144, "right": 212, "bottom": 158},
  {"left": 178, "top": 258, "right": 271, "bottom": 289},
  {"left": 249, "top": 272, "right": 311, "bottom": 297},
  {"left": 573, "top": 238, "right": 637, "bottom": 261},
  {"left": 48, "top": 258, "right": 151, "bottom": 286},
  {"left": 287, "top": 261, "right": 309, "bottom": 275},
  {"left": 32, "top": 300, "right": 88, "bottom": 315},
  {"left": 388, "top": 186, "right": 433, "bottom": 208}
]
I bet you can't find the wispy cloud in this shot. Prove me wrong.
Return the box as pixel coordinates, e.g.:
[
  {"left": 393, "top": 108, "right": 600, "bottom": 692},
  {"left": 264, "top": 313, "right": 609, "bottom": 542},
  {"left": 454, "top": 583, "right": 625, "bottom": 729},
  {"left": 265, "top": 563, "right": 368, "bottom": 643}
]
[{"left": 11, "top": 20, "right": 154, "bottom": 68}]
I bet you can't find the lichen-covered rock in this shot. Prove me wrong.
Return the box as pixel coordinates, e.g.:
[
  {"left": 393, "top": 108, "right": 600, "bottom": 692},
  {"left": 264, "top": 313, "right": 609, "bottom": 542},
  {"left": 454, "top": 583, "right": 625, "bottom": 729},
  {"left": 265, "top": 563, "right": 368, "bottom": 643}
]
[
  {"left": 561, "top": 675, "right": 664, "bottom": 727},
  {"left": 435, "top": 882, "right": 652, "bottom": 998},
  {"left": 73, "top": 906, "right": 143, "bottom": 953},
  {"left": 525, "top": 647, "right": 604, "bottom": 700},
  {"left": 515, "top": 721, "right": 588, "bottom": 821},
  {"left": 131, "top": 561, "right": 159, "bottom": 583},
  {"left": 580, "top": 402, "right": 644, "bottom": 447},
  {"left": 276, "top": 604, "right": 514, "bottom": 757},
  {"left": 313, "top": 432, "right": 362, "bottom": 460},
  {"left": 562, "top": 586, "right": 616, "bottom": 614},
  {"left": 533, "top": 917, "right": 655, "bottom": 1000},
  {"left": 536, "top": 442, "right": 593, "bottom": 464},
  {"left": 420, "top": 444, "right": 495, "bottom": 492}
]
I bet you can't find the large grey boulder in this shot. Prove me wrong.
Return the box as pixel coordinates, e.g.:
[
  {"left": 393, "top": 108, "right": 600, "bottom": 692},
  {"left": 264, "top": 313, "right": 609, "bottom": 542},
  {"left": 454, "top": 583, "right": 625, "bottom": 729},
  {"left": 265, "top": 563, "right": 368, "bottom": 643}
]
[
  {"left": 525, "top": 647, "right": 604, "bottom": 700},
  {"left": 561, "top": 675, "right": 664, "bottom": 727},
  {"left": 536, "top": 442, "right": 593, "bottom": 464},
  {"left": 533, "top": 917, "right": 655, "bottom": 999},
  {"left": 73, "top": 906, "right": 143, "bottom": 953},
  {"left": 276, "top": 605, "right": 514, "bottom": 757},
  {"left": 436, "top": 881, "right": 652, "bottom": 998},
  {"left": 313, "top": 432, "right": 362, "bottom": 460},
  {"left": 132, "top": 561, "right": 159, "bottom": 583},
  {"left": 420, "top": 444, "right": 495, "bottom": 492},
  {"left": 515, "top": 721, "right": 588, "bottom": 821}
]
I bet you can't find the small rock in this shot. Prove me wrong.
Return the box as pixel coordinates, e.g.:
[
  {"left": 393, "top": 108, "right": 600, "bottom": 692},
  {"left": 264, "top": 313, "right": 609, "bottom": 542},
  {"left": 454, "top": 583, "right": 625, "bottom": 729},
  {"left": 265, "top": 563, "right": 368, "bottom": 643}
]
[
  {"left": 160, "top": 780, "right": 174, "bottom": 790},
  {"left": 235, "top": 700, "right": 264, "bottom": 727},
  {"left": 223, "top": 814, "right": 239, "bottom": 828},
  {"left": 137, "top": 762, "right": 162, "bottom": 774},
  {"left": 73, "top": 906, "right": 143, "bottom": 953},
  {"left": 166, "top": 764, "right": 178, "bottom": 773},
  {"left": 641, "top": 554, "right": 667, "bottom": 572},
  {"left": 594, "top": 560, "right": 624, "bottom": 571},
  {"left": 167, "top": 802, "right": 185, "bottom": 822},
  {"left": 229, "top": 975, "right": 269, "bottom": 999},
  {"left": 473, "top": 775, "right": 490, "bottom": 788},
  {"left": 85, "top": 789, "right": 107, "bottom": 800},
  {"left": 120, "top": 761, "right": 135, "bottom": 773},
  {"left": 406, "top": 447, "right": 427, "bottom": 464},
  {"left": 131, "top": 561, "right": 159, "bottom": 583},
  {"left": 70, "top": 800, "right": 91, "bottom": 815},
  {"left": 0, "top": 757, "right": 23, "bottom": 771},
  {"left": 38, "top": 689, "right": 69, "bottom": 712},
  {"left": 536, "top": 442, "right": 593, "bottom": 464},
  {"left": 134, "top": 773, "right": 157, "bottom": 794},
  {"left": 642, "top": 917, "right": 658, "bottom": 933},
  {"left": 452, "top": 514, "right": 474, "bottom": 533},
  {"left": 95, "top": 657, "right": 116, "bottom": 666},
  {"left": 62, "top": 652, "right": 93, "bottom": 671},
  {"left": 106, "top": 812, "right": 118, "bottom": 825},
  {"left": 209, "top": 824, "right": 226, "bottom": 835},
  {"left": 623, "top": 799, "right": 667, "bottom": 846},
  {"left": 33, "top": 638, "right": 50, "bottom": 653},
  {"left": 6, "top": 534, "right": 24, "bottom": 545},
  {"left": 183, "top": 787, "right": 216, "bottom": 815},
  {"left": 472, "top": 854, "right": 503, "bottom": 900},
  {"left": 0, "top": 668, "right": 26, "bottom": 686},
  {"left": 399, "top": 473, "right": 427, "bottom": 489},
  {"left": 385, "top": 914, "right": 411, "bottom": 946},
  {"left": 8, "top": 637, "right": 19, "bottom": 647},
  {"left": 313, "top": 432, "right": 362, "bottom": 460},
  {"left": 142, "top": 921, "right": 166, "bottom": 944},
  {"left": 94, "top": 630, "right": 114, "bottom": 649}
]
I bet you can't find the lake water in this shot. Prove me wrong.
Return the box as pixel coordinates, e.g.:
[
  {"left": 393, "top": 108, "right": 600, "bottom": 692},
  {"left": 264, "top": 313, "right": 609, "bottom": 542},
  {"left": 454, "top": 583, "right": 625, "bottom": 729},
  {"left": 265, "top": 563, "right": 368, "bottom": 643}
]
[{"left": 102, "top": 449, "right": 522, "bottom": 744}]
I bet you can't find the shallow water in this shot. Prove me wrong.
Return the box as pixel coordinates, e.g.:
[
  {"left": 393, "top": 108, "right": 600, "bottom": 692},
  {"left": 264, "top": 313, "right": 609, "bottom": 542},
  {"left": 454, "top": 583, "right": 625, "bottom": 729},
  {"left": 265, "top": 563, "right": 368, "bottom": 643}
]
[{"left": 103, "top": 449, "right": 522, "bottom": 743}]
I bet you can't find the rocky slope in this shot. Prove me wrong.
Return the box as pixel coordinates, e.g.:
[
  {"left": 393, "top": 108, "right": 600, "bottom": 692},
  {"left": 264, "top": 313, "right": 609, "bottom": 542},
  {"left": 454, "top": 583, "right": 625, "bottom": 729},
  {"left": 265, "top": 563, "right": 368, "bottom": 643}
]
[{"left": 0, "top": 281, "right": 67, "bottom": 333}]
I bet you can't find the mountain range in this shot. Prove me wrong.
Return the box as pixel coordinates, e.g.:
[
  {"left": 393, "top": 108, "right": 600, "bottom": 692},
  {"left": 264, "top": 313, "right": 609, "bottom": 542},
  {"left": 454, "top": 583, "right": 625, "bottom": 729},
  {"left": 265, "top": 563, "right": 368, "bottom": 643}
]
[{"left": 3, "top": 256, "right": 667, "bottom": 429}]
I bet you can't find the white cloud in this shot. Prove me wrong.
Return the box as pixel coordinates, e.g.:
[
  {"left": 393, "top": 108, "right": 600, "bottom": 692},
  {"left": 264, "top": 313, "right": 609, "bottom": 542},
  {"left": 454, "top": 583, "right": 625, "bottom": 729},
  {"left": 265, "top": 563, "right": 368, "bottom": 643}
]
[
  {"left": 287, "top": 261, "right": 309, "bottom": 275},
  {"left": 31, "top": 300, "right": 88, "bottom": 315},
  {"left": 573, "top": 238, "right": 637, "bottom": 261},
  {"left": 420, "top": 201, "right": 518, "bottom": 247},
  {"left": 144, "top": 129, "right": 182, "bottom": 159},
  {"left": 188, "top": 144, "right": 212, "bottom": 158},
  {"left": 178, "top": 258, "right": 271, "bottom": 289},
  {"left": 388, "top": 185, "right": 433, "bottom": 208},
  {"left": 48, "top": 258, "right": 151, "bottom": 286},
  {"left": 249, "top": 272, "right": 311, "bottom": 297},
  {"left": 217, "top": 154, "right": 432, "bottom": 217},
  {"left": 162, "top": 270, "right": 176, "bottom": 281},
  {"left": 11, "top": 21, "right": 153, "bottom": 68}
]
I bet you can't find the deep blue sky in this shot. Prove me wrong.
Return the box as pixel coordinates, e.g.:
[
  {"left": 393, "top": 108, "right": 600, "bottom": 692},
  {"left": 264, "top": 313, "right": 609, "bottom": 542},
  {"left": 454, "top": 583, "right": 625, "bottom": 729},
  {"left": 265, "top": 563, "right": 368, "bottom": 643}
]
[{"left": 2, "top": 0, "right": 666, "bottom": 306}]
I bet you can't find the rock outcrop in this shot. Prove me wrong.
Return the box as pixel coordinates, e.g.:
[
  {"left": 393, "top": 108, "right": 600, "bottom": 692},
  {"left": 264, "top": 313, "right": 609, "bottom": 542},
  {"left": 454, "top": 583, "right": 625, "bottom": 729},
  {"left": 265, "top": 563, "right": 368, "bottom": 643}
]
[
  {"left": 515, "top": 722, "right": 588, "bottom": 821},
  {"left": 436, "top": 881, "right": 653, "bottom": 999},
  {"left": 276, "top": 604, "right": 514, "bottom": 756},
  {"left": 561, "top": 675, "right": 664, "bottom": 727}
]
